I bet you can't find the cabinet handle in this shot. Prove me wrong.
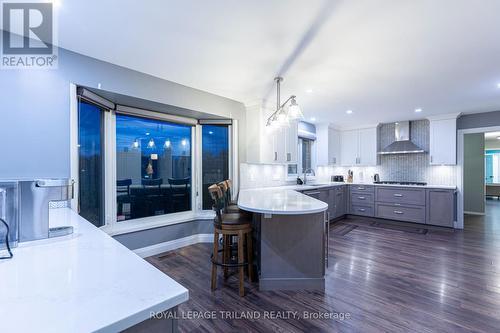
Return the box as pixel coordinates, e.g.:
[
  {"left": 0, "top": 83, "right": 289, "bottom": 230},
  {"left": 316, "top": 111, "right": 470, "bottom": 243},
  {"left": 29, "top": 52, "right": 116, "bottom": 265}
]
[
  {"left": 274, "top": 152, "right": 277, "bottom": 161},
  {"left": 357, "top": 196, "right": 366, "bottom": 200},
  {"left": 358, "top": 208, "right": 366, "bottom": 212},
  {"left": 305, "top": 191, "right": 321, "bottom": 195},
  {"left": 430, "top": 155, "right": 433, "bottom": 163},
  {"left": 333, "top": 157, "right": 336, "bottom": 164},
  {"left": 394, "top": 210, "right": 404, "bottom": 214},
  {"left": 393, "top": 193, "right": 403, "bottom": 197},
  {"left": 357, "top": 187, "right": 365, "bottom": 190},
  {"left": 394, "top": 203, "right": 401, "bottom": 206},
  {"left": 287, "top": 153, "right": 291, "bottom": 161}
]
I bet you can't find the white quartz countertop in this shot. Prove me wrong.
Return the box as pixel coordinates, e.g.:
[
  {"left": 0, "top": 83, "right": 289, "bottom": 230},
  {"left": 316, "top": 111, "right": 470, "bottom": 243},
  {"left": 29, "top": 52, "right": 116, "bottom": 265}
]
[
  {"left": 238, "top": 187, "right": 328, "bottom": 215},
  {"left": 238, "top": 181, "right": 456, "bottom": 215},
  {"left": 0, "top": 208, "right": 188, "bottom": 333}
]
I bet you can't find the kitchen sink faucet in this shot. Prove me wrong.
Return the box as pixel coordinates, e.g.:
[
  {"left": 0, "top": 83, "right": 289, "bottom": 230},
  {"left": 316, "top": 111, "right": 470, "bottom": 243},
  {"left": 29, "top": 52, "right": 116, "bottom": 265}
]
[{"left": 303, "top": 168, "right": 316, "bottom": 185}]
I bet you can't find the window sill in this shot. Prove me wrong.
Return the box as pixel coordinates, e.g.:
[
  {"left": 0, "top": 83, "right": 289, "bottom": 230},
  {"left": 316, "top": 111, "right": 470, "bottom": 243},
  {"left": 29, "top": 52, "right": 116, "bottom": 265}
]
[{"left": 102, "top": 210, "right": 215, "bottom": 236}]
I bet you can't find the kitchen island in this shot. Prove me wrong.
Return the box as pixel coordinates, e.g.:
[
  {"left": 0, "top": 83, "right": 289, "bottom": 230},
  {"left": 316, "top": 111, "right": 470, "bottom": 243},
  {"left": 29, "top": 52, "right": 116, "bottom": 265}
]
[
  {"left": 0, "top": 208, "right": 188, "bottom": 333},
  {"left": 238, "top": 187, "right": 328, "bottom": 291}
]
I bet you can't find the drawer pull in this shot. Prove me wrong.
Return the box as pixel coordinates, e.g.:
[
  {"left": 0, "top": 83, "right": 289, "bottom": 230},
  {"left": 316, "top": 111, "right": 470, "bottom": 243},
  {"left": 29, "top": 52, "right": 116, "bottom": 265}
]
[
  {"left": 357, "top": 196, "right": 366, "bottom": 200},
  {"left": 358, "top": 208, "right": 366, "bottom": 212},
  {"left": 305, "top": 191, "right": 321, "bottom": 195},
  {"left": 394, "top": 203, "right": 401, "bottom": 206},
  {"left": 393, "top": 193, "right": 403, "bottom": 197},
  {"left": 357, "top": 187, "right": 365, "bottom": 190},
  {"left": 394, "top": 210, "right": 404, "bottom": 214}
]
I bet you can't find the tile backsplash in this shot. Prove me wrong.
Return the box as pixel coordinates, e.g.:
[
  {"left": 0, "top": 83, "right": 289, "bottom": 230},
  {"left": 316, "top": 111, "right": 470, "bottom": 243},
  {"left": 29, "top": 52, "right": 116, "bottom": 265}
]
[
  {"left": 240, "top": 163, "right": 288, "bottom": 189},
  {"left": 241, "top": 120, "right": 458, "bottom": 189}
]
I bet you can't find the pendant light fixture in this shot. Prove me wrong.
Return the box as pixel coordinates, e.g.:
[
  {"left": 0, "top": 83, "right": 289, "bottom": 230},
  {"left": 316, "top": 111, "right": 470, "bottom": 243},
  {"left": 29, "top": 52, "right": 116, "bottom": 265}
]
[{"left": 266, "top": 77, "right": 303, "bottom": 128}]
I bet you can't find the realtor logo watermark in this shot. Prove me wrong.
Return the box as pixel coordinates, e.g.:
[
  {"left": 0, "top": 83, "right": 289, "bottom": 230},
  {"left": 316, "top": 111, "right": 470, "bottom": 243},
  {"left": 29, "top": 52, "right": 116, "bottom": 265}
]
[{"left": 1, "top": 1, "right": 57, "bottom": 68}]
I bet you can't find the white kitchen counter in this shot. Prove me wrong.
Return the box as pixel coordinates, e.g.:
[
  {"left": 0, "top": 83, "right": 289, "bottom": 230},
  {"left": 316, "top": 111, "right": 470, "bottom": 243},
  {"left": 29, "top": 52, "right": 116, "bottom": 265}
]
[
  {"left": 238, "top": 180, "right": 456, "bottom": 215},
  {"left": 0, "top": 208, "right": 188, "bottom": 333},
  {"left": 238, "top": 187, "right": 328, "bottom": 215}
]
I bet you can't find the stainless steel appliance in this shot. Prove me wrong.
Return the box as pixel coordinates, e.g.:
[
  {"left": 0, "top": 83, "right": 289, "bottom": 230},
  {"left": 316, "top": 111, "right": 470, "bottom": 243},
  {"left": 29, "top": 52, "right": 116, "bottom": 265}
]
[
  {"left": 331, "top": 175, "right": 344, "bottom": 182},
  {"left": 19, "top": 179, "right": 74, "bottom": 242},
  {"left": 378, "top": 121, "right": 425, "bottom": 155},
  {"left": 0, "top": 181, "right": 19, "bottom": 251}
]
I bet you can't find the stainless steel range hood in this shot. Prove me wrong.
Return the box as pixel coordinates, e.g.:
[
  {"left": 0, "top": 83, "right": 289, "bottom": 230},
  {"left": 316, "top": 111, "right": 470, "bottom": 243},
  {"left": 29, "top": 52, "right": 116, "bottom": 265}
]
[{"left": 378, "top": 121, "right": 425, "bottom": 155}]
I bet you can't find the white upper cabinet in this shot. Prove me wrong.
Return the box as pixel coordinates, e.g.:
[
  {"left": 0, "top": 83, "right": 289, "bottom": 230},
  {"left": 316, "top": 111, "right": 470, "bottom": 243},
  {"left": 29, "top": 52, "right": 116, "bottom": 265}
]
[
  {"left": 316, "top": 125, "right": 341, "bottom": 166},
  {"left": 340, "top": 127, "right": 377, "bottom": 166},
  {"left": 328, "top": 128, "right": 341, "bottom": 165},
  {"left": 340, "top": 130, "right": 359, "bottom": 166},
  {"left": 260, "top": 123, "right": 298, "bottom": 164},
  {"left": 284, "top": 121, "right": 298, "bottom": 163},
  {"left": 429, "top": 117, "right": 457, "bottom": 165},
  {"left": 358, "top": 127, "right": 377, "bottom": 166}
]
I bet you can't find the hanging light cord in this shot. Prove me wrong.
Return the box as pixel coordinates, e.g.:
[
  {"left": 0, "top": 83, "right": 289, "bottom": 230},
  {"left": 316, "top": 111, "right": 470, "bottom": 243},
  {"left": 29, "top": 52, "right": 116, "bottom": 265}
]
[{"left": 0, "top": 217, "right": 13, "bottom": 260}]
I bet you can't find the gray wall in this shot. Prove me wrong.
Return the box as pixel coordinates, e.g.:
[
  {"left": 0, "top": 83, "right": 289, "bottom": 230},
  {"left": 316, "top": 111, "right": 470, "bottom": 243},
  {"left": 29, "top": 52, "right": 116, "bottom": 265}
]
[
  {"left": 463, "top": 133, "right": 485, "bottom": 214},
  {"left": 114, "top": 219, "right": 213, "bottom": 251},
  {"left": 458, "top": 110, "right": 500, "bottom": 130},
  {"left": 0, "top": 44, "right": 246, "bottom": 179}
]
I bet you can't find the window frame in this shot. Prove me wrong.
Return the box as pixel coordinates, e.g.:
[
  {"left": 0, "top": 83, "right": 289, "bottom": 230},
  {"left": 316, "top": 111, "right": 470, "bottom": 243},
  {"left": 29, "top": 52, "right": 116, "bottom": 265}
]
[
  {"left": 70, "top": 84, "right": 235, "bottom": 236},
  {"left": 297, "top": 137, "right": 317, "bottom": 178}
]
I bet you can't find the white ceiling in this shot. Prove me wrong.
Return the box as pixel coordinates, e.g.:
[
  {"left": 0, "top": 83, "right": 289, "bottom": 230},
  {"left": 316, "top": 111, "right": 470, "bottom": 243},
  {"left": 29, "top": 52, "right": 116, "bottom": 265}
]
[{"left": 55, "top": 0, "right": 500, "bottom": 127}]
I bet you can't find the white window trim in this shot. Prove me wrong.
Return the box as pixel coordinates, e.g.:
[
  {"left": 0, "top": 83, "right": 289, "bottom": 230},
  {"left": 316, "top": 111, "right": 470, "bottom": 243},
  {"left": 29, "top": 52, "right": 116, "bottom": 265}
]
[
  {"left": 70, "top": 83, "right": 233, "bottom": 236},
  {"left": 297, "top": 137, "right": 317, "bottom": 180}
]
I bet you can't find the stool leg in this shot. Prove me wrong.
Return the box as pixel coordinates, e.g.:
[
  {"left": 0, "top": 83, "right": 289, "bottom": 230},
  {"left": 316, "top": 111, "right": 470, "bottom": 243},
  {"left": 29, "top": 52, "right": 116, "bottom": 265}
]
[
  {"left": 211, "top": 231, "right": 219, "bottom": 291},
  {"left": 238, "top": 231, "right": 245, "bottom": 296},
  {"left": 223, "top": 235, "right": 229, "bottom": 279}
]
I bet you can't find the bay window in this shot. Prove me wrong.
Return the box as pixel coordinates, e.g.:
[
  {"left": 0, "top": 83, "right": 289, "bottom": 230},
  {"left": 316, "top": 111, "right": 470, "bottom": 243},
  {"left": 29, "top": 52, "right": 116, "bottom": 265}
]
[
  {"left": 73, "top": 86, "right": 235, "bottom": 234},
  {"left": 115, "top": 114, "right": 192, "bottom": 221}
]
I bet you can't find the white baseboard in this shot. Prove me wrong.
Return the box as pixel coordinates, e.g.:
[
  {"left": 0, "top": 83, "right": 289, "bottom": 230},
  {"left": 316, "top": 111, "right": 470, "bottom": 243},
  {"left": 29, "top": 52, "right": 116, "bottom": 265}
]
[
  {"left": 134, "top": 233, "right": 213, "bottom": 258},
  {"left": 464, "top": 211, "right": 485, "bottom": 216}
]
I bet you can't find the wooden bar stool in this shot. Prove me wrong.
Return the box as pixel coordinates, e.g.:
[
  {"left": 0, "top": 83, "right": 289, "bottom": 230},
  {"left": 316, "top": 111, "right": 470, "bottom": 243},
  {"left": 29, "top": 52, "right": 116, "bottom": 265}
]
[
  {"left": 217, "top": 180, "right": 250, "bottom": 217},
  {"left": 209, "top": 184, "right": 253, "bottom": 296}
]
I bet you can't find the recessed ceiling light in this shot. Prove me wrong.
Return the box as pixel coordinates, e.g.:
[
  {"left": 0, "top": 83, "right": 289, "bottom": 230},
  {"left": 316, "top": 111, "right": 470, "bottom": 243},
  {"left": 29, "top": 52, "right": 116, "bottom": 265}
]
[
  {"left": 310, "top": 117, "right": 316, "bottom": 122},
  {"left": 415, "top": 108, "right": 422, "bottom": 113},
  {"left": 346, "top": 110, "right": 353, "bottom": 114},
  {"left": 145, "top": 132, "right": 150, "bottom": 136},
  {"left": 208, "top": 131, "right": 213, "bottom": 135},
  {"left": 497, "top": 83, "right": 500, "bottom": 88},
  {"left": 497, "top": 136, "right": 500, "bottom": 140},
  {"left": 306, "top": 88, "right": 313, "bottom": 93}
]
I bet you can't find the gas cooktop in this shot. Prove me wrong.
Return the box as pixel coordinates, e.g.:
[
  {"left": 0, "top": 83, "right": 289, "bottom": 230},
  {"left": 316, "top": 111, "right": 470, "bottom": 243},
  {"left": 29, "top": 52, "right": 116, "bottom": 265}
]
[{"left": 373, "top": 181, "right": 427, "bottom": 186}]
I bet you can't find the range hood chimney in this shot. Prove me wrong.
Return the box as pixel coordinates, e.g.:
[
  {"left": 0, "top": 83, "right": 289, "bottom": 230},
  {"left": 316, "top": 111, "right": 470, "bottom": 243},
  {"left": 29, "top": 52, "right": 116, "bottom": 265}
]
[{"left": 378, "top": 121, "right": 425, "bottom": 155}]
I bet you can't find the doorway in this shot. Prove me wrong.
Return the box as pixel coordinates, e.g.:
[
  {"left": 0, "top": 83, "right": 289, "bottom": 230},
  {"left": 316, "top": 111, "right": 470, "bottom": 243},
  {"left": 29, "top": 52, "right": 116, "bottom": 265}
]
[{"left": 458, "top": 127, "right": 500, "bottom": 229}]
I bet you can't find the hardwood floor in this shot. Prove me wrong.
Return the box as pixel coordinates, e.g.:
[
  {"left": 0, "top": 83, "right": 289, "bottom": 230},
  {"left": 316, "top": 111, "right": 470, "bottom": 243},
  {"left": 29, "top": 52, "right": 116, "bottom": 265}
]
[{"left": 146, "top": 202, "right": 500, "bottom": 332}]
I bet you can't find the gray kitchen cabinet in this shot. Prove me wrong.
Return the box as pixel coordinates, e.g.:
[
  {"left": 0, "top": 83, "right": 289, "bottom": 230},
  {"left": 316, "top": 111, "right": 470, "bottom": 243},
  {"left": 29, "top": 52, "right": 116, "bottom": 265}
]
[
  {"left": 334, "top": 186, "right": 346, "bottom": 218},
  {"left": 349, "top": 184, "right": 375, "bottom": 217},
  {"left": 375, "top": 187, "right": 425, "bottom": 206},
  {"left": 375, "top": 202, "right": 426, "bottom": 223},
  {"left": 426, "top": 189, "right": 456, "bottom": 227}
]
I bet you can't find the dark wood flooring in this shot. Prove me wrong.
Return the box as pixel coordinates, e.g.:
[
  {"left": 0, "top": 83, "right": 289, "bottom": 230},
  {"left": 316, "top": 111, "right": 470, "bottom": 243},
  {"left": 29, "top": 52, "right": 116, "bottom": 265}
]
[{"left": 146, "top": 201, "right": 500, "bottom": 332}]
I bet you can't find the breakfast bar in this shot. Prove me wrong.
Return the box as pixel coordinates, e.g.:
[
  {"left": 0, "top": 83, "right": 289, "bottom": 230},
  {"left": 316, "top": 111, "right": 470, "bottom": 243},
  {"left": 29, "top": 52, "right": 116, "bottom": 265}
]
[{"left": 238, "top": 187, "right": 328, "bottom": 291}]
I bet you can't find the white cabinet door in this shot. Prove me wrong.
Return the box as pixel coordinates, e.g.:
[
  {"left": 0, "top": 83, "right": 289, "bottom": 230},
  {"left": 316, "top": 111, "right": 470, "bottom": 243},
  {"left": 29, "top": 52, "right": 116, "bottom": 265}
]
[
  {"left": 429, "top": 118, "right": 456, "bottom": 165},
  {"left": 329, "top": 128, "right": 341, "bottom": 165},
  {"left": 273, "top": 128, "right": 286, "bottom": 163},
  {"left": 340, "top": 130, "right": 359, "bottom": 166},
  {"left": 285, "top": 122, "right": 298, "bottom": 163},
  {"left": 358, "top": 127, "right": 377, "bottom": 166}
]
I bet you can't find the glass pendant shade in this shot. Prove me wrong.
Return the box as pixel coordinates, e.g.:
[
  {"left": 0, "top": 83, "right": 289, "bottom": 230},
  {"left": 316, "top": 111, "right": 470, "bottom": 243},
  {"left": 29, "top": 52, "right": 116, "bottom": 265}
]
[{"left": 288, "top": 98, "right": 303, "bottom": 120}]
